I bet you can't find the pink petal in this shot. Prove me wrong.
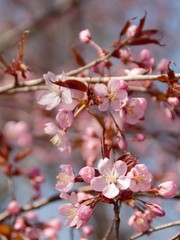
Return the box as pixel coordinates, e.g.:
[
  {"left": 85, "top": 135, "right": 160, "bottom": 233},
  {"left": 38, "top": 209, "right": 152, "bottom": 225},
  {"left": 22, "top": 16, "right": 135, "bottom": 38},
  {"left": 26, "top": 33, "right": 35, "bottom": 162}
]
[
  {"left": 98, "top": 158, "right": 113, "bottom": 175},
  {"left": 103, "top": 183, "right": 119, "bottom": 198},
  {"left": 113, "top": 160, "right": 127, "bottom": 177},
  {"left": 93, "top": 84, "right": 108, "bottom": 97},
  {"left": 90, "top": 176, "right": 107, "bottom": 191}
]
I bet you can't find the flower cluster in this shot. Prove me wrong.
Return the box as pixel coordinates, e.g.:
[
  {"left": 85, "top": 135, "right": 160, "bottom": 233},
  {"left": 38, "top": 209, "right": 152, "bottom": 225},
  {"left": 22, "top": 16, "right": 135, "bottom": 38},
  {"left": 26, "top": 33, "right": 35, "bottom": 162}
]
[{"left": 55, "top": 156, "right": 177, "bottom": 232}]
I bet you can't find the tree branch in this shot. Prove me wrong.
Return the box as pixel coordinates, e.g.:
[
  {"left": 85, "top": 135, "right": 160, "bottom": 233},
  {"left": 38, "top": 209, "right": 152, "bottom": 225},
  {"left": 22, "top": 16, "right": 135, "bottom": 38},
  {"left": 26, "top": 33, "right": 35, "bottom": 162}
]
[
  {"left": 129, "top": 220, "right": 180, "bottom": 240},
  {"left": 0, "top": 194, "right": 60, "bottom": 222},
  {"left": 1, "top": 73, "right": 180, "bottom": 94}
]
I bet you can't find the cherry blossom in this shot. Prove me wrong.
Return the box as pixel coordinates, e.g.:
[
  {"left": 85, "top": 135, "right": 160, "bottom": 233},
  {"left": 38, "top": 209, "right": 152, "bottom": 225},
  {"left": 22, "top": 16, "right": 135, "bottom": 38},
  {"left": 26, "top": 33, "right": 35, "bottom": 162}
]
[
  {"left": 55, "top": 164, "right": 75, "bottom": 192},
  {"left": 38, "top": 71, "right": 72, "bottom": 110},
  {"left": 56, "top": 109, "right": 74, "bottom": 129},
  {"left": 59, "top": 192, "right": 94, "bottom": 228},
  {"left": 3, "top": 121, "right": 32, "bottom": 147},
  {"left": 79, "top": 29, "right": 92, "bottom": 43},
  {"left": 90, "top": 158, "right": 130, "bottom": 199},
  {"left": 128, "top": 209, "right": 152, "bottom": 233},
  {"left": 127, "top": 164, "right": 152, "bottom": 192},
  {"left": 119, "top": 97, "right": 147, "bottom": 124},
  {"left": 44, "top": 122, "right": 71, "bottom": 153},
  {"left": 93, "top": 79, "right": 128, "bottom": 111}
]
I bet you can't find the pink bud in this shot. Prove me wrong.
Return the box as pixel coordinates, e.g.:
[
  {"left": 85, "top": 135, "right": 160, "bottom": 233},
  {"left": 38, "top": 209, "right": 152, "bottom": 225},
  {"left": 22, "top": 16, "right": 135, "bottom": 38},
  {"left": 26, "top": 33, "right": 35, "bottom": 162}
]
[
  {"left": 167, "top": 97, "right": 179, "bottom": 106},
  {"left": 47, "top": 218, "right": 62, "bottom": 231},
  {"left": 135, "top": 133, "right": 146, "bottom": 141},
  {"left": 140, "top": 49, "right": 151, "bottom": 60},
  {"left": 14, "top": 217, "right": 26, "bottom": 230},
  {"left": 157, "top": 58, "right": 169, "bottom": 74},
  {"left": 126, "top": 25, "right": 137, "bottom": 38},
  {"left": 25, "top": 211, "right": 38, "bottom": 220},
  {"left": 79, "top": 29, "right": 92, "bottom": 43},
  {"left": 43, "top": 227, "right": 57, "bottom": 238},
  {"left": 78, "top": 205, "right": 93, "bottom": 221},
  {"left": 117, "top": 135, "right": 128, "bottom": 150},
  {"left": 157, "top": 181, "right": 177, "bottom": 198},
  {"left": 145, "top": 203, "right": 165, "bottom": 217},
  {"left": 7, "top": 201, "right": 21, "bottom": 215},
  {"left": 79, "top": 166, "right": 95, "bottom": 183},
  {"left": 81, "top": 225, "right": 94, "bottom": 236}
]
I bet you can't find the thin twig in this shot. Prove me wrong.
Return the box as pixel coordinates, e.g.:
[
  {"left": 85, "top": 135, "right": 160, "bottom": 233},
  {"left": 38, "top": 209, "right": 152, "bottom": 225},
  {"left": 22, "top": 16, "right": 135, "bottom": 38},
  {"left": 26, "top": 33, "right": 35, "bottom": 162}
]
[
  {"left": 0, "top": 194, "right": 60, "bottom": 222},
  {"left": 102, "top": 219, "right": 115, "bottom": 240},
  {"left": 1, "top": 73, "right": 180, "bottom": 94},
  {"left": 129, "top": 220, "right": 180, "bottom": 240}
]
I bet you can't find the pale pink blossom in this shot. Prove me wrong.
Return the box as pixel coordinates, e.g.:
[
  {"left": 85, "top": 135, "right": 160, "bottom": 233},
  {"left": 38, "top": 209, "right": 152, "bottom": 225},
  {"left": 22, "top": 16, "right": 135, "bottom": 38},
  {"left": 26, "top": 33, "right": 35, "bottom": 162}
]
[
  {"left": 127, "top": 164, "right": 152, "bottom": 192},
  {"left": 25, "top": 212, "right": 38, "bottom": 220},
  {"left": 44, "top": 122, "right": 71, "bottom": 153},
  {"left": 157, "top": 181, "right": 177, "bottom": 198},
  {"left": 55, "top": 164, "right": 75, "bottom": 192},
  {"left": 46, "top": 218, "right": 62, "bottom": 231},
  {"left": 125, "top": 67, "right": 148, "bottom": 76},
  {"left": 79, "top": 29, "right": 92, "bottom": 43},
  {"left": 59, "top": 192, "right": 93, "bottom": 228},
  {"left": 56, "top": 109, "right": 74, "bottom": 129},
  {"left": 128, "top": 209, "right": 151, "bottom": 233},
  {"left": 93, "top": 79, "right": 128, "bottom": 111},
  {"left": 43, "top": 227, "right": 57, "bottom": 238},
  {"left": 91, "top": 158, "right": 130, "bottom": 199},
  {"left": 3, "top": 121, "right": 32, "bottom": 147},
  {"left": 7, "top": 200, "right": 21, "bottom": 215},
  {"left": 119, "top": 97, "right": 147, "bottom": 124},
  {"left": 79, "top": 166, "right": 95, "bottom": 183},
  {"left": 38, "top": 72, "right": 72, "bottom": 110},
  {"left": 157, "top": 58, "right": 169, "bottom": 74},
  {"left": 140, "top": 49, "right": 155, "bottom": 69},
  {"left": 81, "top": 225, "right": 94, "bottom": 237}
]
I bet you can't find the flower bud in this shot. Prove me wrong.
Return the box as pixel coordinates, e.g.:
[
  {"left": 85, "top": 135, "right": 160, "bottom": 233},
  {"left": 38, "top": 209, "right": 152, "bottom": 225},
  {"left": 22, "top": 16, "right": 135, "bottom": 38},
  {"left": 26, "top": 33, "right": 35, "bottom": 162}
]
[
  {"left": 79, "top": 29, "right": 92, "bottom": 43},
  {"left": 7, "top": 201, "right": 21, "bottom": 215},
  {"left": 79, "top": 166, "right": 95, "bottom": 183},
  {"left": 157, "top": 181, "right": 177, "bottom": 198}
]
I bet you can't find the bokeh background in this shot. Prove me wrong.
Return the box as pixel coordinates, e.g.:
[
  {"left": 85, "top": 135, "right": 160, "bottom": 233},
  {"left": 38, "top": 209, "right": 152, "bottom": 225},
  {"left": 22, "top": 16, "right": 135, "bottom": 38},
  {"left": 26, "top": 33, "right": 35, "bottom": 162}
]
[{"left": 0, "top": 0, "right": 180, "bottom": 239}]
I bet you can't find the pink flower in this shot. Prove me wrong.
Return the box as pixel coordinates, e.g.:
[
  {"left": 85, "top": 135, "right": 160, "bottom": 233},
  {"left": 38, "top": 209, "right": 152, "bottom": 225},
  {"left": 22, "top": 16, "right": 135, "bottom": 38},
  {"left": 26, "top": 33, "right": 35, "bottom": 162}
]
[
  {"left": 3, "top": 121, "right": 32, "bottom": 147},
  {"left": 93, "top": 79, "right": 128, "bottom": 111},
  {"left": 119, "top": 97, "right": 147, "bottom": 124},
  {"left": 127, "top": 164, "right": 152, "bottom": 192},
  {"left": 90, "top": 158, "right": 130, "bottom": 199},
  {"left": 44, "top": 122, "right": 71, "bottom": 153},
  {"left": 55, "top": 164, "right": 75, "bottom": 192},
  {"left": 56, "top": 109, "right": 74, "bottom": 129},
  {"left": 59, "top": 192, "right": 93, "bottom": 228},
  {"left": 79, "top": 166, "right": 95, "bottom": 183},
  {"left": 128, "top": 210, "right": 151, "bottom": 233},
  {"left": 157, "top": 181, "right": 177, "bottom": 198},
  {"left": 38, "top": 72, "right": 72, "bottom": 110},
  {"left": 79, "top": 29, "right": 92, "bottom": 43},
  {"left": 7, "top": 201, "right": 21, "bottom": 215}
]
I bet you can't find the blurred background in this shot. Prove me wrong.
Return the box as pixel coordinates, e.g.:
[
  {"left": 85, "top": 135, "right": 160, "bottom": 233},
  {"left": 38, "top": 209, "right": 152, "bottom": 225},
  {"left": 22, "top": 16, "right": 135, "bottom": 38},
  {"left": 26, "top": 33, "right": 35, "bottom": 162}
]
[{"left": 0, "top": 0, "right": 180, "bottom": 239}]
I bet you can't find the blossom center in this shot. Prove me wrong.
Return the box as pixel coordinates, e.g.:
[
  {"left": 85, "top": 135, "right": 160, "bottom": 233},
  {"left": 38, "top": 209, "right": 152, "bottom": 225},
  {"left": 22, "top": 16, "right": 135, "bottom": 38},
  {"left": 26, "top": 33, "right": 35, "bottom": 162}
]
[
  {"left": 50, "top": 134, "right": 62, "bottom": 146},
  {"left": 106, "top": 174, "right": 117, "bottom": 183},
  {"left": 108, "top": 91, "right": 116, "bottom": 100},
  {"left": 134, "top": 175, "right": 144, "bottom": 183},
  {"left": 126, "top": 106, "right": 134, "bottom": 115},
  {"left": 68, "top": 208, "right": 77, "bottom": 218},
  {"left": 58, "top": 172, "right": 70, "bottom": 183}
]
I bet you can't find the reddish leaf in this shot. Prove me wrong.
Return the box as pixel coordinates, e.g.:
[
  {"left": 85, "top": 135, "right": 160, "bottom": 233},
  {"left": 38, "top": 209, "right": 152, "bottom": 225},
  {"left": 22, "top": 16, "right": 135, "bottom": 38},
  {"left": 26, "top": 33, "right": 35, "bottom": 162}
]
[
  {"left": 54, "top": 80, "right": 87, "bottom": 91},
  {"left": 128, "top": 37, "right": 163, "bottom": 46},
  {"left": 0, "top": 224, "right": 11, "bottom": 237},
  {"left": 14, "top": 148, "right": 33, "bottom": 162},
  {"left": 135, "top": 12, "right": 147, "bottom": 36},
  {"left": 72, "top": 47, "right": 86, "bottom": 67},
  {"left": 118, "top": 153, "right": 137, "bottom": 172}
]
